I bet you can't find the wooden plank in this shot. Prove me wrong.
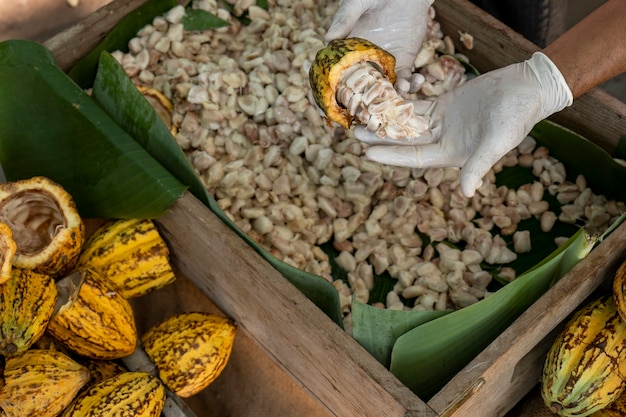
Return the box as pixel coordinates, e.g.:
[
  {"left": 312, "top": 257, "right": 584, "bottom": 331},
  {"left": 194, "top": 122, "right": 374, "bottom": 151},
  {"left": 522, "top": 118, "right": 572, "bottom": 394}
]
[
  {"left": 44, "top": 0, "right": 150, "bottom": 71},
  {"left": 428, "top": 222, "right": 626, "bottom": 416},
  {"left": 435, "top": 0, "right": 626, "bottom": 154},
  {"left": 156, "top": 191, "right": 438, "bottom": 417}
]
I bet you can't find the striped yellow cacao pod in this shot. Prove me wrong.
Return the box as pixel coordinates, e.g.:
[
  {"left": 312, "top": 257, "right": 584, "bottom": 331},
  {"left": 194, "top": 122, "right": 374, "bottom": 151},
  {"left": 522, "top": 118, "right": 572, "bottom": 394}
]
[
  {"left": 77, "top": 218, "right": 175, "bottom": 298},
  {"left": 62, "top": 371, "right": 165, "bottom": 417},
  {"left": 589, "top": 390, "right": 626, "bottom": 416},
  {"left": 309, "top": 37, "right": 396, "bottom": 129},
  {"left": 47, "top": 268, "right": 138, "bottom": 359},
  {"left": 541, "top": 295, "right": 626, "bottom": 416},
  {"left": 0, "top": 223, "right": 16, "bottom": 284},
  {"left": 0, "top": 349, "right": 89, "bottom": 417},
  {"left": 0, "top": 176, "right": 85, "bottom": 277},
  {"left": 612, "top": 258, "right": 626, "bottom": 323},
  {"left": 0, "top": 268, "right": 58, "bottom": 356},
  {"left": 80, "top": 358, "right": 127, "bottom": 388},
  {"left": 142, "top": 312, "right": 237, "bottom": 398}
]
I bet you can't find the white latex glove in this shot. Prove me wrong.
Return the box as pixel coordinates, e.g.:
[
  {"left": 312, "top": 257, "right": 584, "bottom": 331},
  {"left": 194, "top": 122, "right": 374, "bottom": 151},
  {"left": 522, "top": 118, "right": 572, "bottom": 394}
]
[
  {"left": 325, "top": 0, "right": 434, "bottom": 79},
  {"left": 356, "top": 52, "right": 573, "bottom": 197}
]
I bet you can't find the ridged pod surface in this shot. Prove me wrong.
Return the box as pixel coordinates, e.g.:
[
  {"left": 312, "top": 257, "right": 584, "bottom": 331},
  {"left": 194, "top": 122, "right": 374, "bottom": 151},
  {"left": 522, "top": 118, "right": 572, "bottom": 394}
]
[
  {"left": 61, "top": 371, "right": 165, "bottom": 417},
  {"left": 309, "top": 37, "right": 396, "bottom": 129},
  {"left": 541, "top": 295, "right": 626, "bottom": 416},
  {"left": 589, "top": 390, "right": 626, "bottom": 416},
  {"left": 612, "top": 258, "right": 626, "bottom": 323},
  {"left": 77, "top": 218, "right": 175, "bottom": 298},
  {"left": 80, "top": 358, "right": 127, "bottom": 388},
  {"left": 0, "top": 349, "right": 90, "bottom": 417},
  {"left": 0, "top": 176, "right": 85, "bottom": 277},
  {"left": 0, "top": 268, "right": 58, "bottom": 356},
  {"left": 0, "top": 223, "right": 16, "bottom": 284},
  {"left": 47, "top": 268, "right": 138, "bottom": 359},
  {"left": 142, "top": 312, "right": 237, "bottom": 398}
]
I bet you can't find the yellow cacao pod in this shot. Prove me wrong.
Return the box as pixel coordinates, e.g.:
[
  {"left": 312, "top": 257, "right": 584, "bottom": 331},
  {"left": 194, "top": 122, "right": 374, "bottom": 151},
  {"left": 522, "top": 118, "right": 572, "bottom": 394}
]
[
  {"left": 80, "top": 358, "right": 127, "bottom": 388},
  {"left": 309, "top": 37, "right": 396, "bottom": 129},
  {"left": 0, "top": 349, "right": 90, "bottom": 417},
  {"left": 77, "top": 218, "right": 175, "bottom": 298},
  {"left": 142, "top": 312, "right": 237, "bottom": 398},
  {"left": 0, "top": 223, "right": 16, "bottom": 284},
  {"left": 62, "top": 371, "right": 165, "bottom": 417},
  {"left": 0, "top": 176, "right": 85, "bottom": 277},
  {"left": 541, "top": 295, "right": 626, "bottom": 416},
  {"left": 612, "top": 258, "right": 626, "bottom": 323},
  {"left": 0, "top": 268, "right": 58, "bottom": 356},
  {"left": 589, "top": 390, "right": 626, "bottom": 416},
  {"left": 47, "top": 268, "right": 138, "bottom": 359}
]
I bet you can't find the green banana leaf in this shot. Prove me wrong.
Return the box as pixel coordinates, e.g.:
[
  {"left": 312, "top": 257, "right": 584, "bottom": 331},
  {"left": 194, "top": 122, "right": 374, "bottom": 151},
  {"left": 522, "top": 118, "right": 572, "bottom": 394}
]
[
  {"left": 0, "top": 40, "right": 186, "bottom": 219},
  {"left": 351, "top": 302, "right": 448, "bottom": 367},
  {"left": 531, "top": 121, "right": 626, "bottom": 199},
  {"left": 181, "top": 9, "right": 230, "bottom": 30},
  {"left": 390, "top": 228, "right": 596, "bottom": 399},
  {"left": 92, "top": 51, "right": 212, "bottom": 208}
]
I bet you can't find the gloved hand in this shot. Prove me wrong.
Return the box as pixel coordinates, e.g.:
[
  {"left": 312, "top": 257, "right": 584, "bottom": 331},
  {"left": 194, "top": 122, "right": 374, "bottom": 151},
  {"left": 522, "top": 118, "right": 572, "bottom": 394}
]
[
  {"left": 325, "top": 0, "right": 434, "bottom": 80},
  {"left": 356, "top": 52, "right": 573, "bottom": 197}
]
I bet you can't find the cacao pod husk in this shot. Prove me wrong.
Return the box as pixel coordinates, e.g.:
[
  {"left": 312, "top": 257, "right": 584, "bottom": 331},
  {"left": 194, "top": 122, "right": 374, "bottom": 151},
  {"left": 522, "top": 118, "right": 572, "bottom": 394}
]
[
  {"left": 76, "top": 218, "right": 175, "bottom": 298},
  {"left": 0, "top": 349, "right": 89, "bottom": 417},
  {"left": 541, "top": 295, "right": 626, "bottom": 416},
  {"left": 62, "top": 371, "right": 165, "bottom": 417},
  {"left": 47, "top": 268, "right": 137, "bottom": 359},
  {"left": 0, "top": 268, "right": 57, "bottom": 356},
  {"left": 142, "top": 311, "right": 236, "bottom": 397}
]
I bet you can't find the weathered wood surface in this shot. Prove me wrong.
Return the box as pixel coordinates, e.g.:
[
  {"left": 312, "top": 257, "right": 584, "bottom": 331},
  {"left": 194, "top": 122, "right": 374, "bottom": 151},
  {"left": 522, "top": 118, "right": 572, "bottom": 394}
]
[
  {"left": 44, "top": 0, "right": 151, "bottom": 71},
  {"left": 156, "top": 192, "right": 437, "bottom": 417}
]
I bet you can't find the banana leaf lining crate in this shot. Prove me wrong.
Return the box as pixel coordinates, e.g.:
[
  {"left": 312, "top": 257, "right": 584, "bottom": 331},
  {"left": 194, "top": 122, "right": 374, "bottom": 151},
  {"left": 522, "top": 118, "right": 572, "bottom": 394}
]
[{"left": 43, "top": 0, "right": 626, "bottom": 416}]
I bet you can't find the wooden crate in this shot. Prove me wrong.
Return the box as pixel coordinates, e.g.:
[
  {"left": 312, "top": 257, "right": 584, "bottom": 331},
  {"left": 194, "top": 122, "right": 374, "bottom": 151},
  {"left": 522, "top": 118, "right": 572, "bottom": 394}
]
[{"left": 41, "top": 1, "right": 626, "bottom": 416}]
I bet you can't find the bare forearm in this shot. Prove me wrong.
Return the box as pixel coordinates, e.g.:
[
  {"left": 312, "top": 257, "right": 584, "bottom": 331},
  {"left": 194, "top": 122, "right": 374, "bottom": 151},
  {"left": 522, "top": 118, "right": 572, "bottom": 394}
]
[{"left": 542, "top": 0, "right": 626, "bottom": 99}]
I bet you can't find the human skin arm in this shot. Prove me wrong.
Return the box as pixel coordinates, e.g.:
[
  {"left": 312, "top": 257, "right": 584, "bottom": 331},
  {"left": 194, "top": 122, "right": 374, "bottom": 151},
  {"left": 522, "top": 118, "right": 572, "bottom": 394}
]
[{"left": 543, "top": 0, "right": 626, "bottom": 99}]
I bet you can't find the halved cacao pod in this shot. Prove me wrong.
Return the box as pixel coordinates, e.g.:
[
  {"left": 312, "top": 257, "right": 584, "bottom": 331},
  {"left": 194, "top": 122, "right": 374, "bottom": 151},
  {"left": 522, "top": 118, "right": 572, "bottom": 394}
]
[
  {"left": 0, "top": 224, "right": 16, "bottom": 284},
  {"left": 309, "top": 37, "right": 396, "bottom": 128},
  {"left": 61, "top": 371, "right": 165, "bottom": 417},
  {"left": 76, "top": 218, "right": 175, "bottom": 298},
  {"left": 0, "top": 176, "right": 85, "bottom": 277},
  {"left": 47, "top": 268, "right": 138, "bottom": 360},
  {"left": 0, "top": 268, "right": 58, "bottom": 356},
  {"left": 541, "top": 295, "right": 626, "bottom": 416},
  {"left": 0, "top": 349, "right": 90, "bottom": 417},
  {"left": 141, "top": 312, "right": 236, "bottom": 398}
]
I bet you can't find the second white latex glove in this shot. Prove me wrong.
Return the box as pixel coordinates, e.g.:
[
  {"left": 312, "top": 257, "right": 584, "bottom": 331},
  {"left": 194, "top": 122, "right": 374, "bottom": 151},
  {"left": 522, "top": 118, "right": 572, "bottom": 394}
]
[
  {"left": 325, "top": 0, "right": 433, "bottom": 79},
  {"left": 357, "top": 52, "right": 573, "bottom": 197}
]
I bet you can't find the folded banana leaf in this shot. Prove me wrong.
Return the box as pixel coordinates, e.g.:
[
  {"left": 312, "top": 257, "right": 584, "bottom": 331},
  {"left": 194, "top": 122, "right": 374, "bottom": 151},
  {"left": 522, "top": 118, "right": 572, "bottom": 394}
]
[{"left": 0, "top": 40, "right": 186, "bottom": 219}]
